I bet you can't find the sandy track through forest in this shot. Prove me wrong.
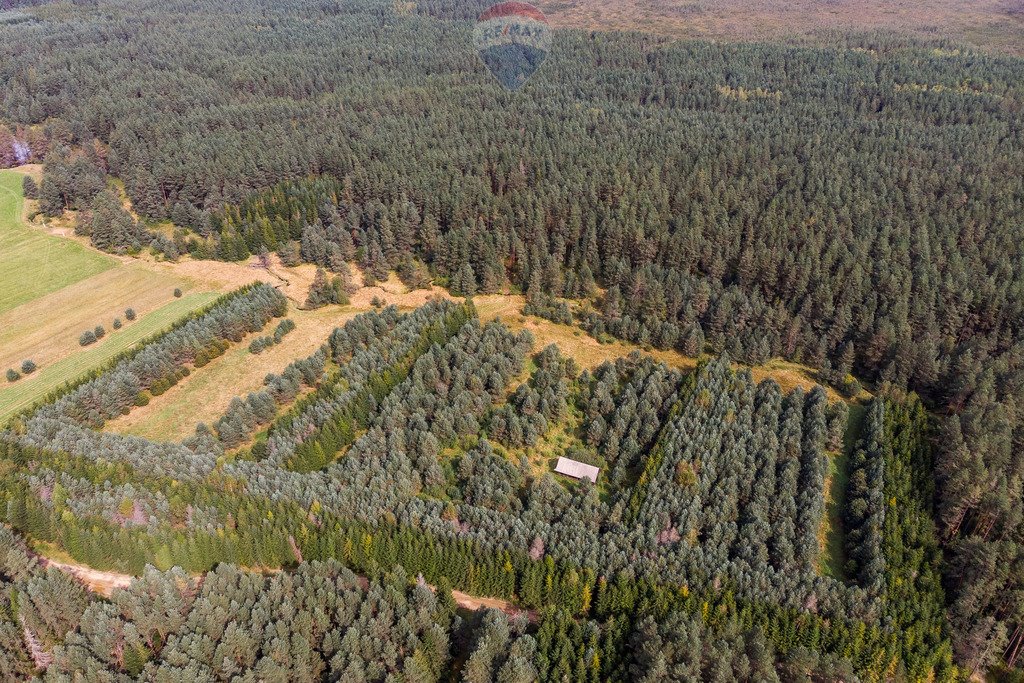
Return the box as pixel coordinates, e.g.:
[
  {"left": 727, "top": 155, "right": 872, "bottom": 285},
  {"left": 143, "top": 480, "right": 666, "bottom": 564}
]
[
  {"left": 43, "top": 555, "right": 535, "bottom": 621},
  {"left": 40, "top": 558, "right": 133, "bottom": 595}
]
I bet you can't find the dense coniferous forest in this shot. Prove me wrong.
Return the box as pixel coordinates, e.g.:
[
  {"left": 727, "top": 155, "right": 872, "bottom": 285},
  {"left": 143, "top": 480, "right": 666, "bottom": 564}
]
[
  {"left": 0, "top": 295, "right": 956, "bottom": 680},
  {"left": 0, "top": 0, "right": 1022, "bottom": 678}
]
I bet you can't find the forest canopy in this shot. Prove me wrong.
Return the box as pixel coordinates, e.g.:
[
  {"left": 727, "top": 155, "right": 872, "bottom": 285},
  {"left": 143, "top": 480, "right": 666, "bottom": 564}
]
[{"left": 0, "top": 0, "right": 1021, "bottom": 678}]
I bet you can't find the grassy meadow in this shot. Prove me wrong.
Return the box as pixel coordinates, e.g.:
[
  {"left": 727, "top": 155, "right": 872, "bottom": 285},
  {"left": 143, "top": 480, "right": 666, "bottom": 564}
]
[
  {"left": 0, "top": 170, "right": 114, "bottom": 315},
  {"left": 0, "top": 169, "right": 223, "bottom": 423},
  {"left": 0, "top": 291, "right": 221, "bottom": 423}
]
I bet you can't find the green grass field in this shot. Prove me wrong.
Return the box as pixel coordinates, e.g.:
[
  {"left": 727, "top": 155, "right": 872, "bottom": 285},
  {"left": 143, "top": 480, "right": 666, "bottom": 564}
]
[
  {"left": 820, "top": 401, "right": 867, "bottom": 581},
  {"left": 0, "top": 170, "right": 115, "bottom": 315},
  {"left": 0, "top": 168, "right": 227, "bottom": 424},
  {"left": 0, "top": 291, "right": 221, "bottom": 424}
]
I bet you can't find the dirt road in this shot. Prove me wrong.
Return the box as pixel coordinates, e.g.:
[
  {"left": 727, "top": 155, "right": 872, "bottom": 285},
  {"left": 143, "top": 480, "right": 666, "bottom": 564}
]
[
  {"left": 40, "top": 558, "right": 133, "bottom": 597},
  {"left": 43, "top": 555, "right": 535, "bottom": 621}
]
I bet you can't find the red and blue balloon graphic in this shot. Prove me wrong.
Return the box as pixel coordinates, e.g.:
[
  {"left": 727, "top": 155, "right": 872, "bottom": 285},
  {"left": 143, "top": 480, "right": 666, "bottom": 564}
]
[{"left": 474, "top": 2, "right": 552, "bottom": 90}]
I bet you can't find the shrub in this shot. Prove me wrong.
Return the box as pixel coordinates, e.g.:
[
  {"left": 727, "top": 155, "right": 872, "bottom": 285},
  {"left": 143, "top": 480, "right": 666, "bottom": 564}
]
[
  {"left": 173, "top": 288, "right": 183, "bottom": 298},
  {"left": 249, "top": 337, "right": 271, "bottom": 354},
  {"left": 79, "top": 330, "right": 97, "bottom": 346},
  {"left": 20, "top": 359, "right": 36, "bottom": 374},
  {"left": 150, "top": 377, "right": 171, "bottom": 396},
  {"left": 305, "top": 268, "right": 348, "bottom": 308},
  {"left": 94, "top": 325, "right": 106, "bottom": 339},
  {"left": 125, "top": 308, "right": 136, "bottom": 321},
  {"left": 6, "top": 368, "right": 20, "bottom": 382},
  {"left": 273, "top": 318, "right": 296, "bottom": 342},
  {"left": 22, "top": 175, "right": 38, "bottom": 200},
  {"left": 251, "top": 320, "right": 295, "bottom": 354},
  {"left": 113, "top": 318, "right": 122, "bottom": 330}
]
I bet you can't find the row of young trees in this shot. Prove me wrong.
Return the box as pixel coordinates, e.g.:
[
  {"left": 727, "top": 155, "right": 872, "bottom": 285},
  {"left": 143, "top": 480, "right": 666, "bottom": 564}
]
[
  {"left": 33, "top": 283, "right": 286, "bottom": 427},
  {"left": 578, "top": 354, "right": 687, "bottom": 488},
  {"left": 259, "top": 301, "right": 471, "bottom": 471},
  {"left": 13, "top": 284, "right": 286, "bottom": 480},
  {"left": 487, "top": 344, "right": 576, "bottom": 449},
  {"left": 212, "top": 339, "right": 326, "bottom": 450},
  {"left": 2, "top": 513, "right": 878, "bottom": 682},
  {"left": 330, "top": 315, "right": 533, "bottom": 493},
  {"left": 843, "top": 399, "right": 953, "bottom": 677}
]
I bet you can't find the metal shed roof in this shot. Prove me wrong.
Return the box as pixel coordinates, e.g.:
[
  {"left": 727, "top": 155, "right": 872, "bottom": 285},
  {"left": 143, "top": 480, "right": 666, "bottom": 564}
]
[{"left": 554, "top": 457, "right": 600, "bottom": 483}]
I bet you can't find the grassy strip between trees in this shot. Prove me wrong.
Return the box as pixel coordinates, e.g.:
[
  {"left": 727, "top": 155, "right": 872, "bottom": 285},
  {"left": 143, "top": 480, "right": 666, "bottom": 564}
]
[
  {"left": 1, "top": 284, "right": 273, "bottom": 430},
  {"left": 0, "top": 292, "right": 220, "bottom": 424}
]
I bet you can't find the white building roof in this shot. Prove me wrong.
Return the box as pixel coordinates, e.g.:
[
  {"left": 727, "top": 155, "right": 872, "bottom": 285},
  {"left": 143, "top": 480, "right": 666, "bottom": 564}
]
[{"left": 554, "top": 457, "right": 600, "bottom": 483}]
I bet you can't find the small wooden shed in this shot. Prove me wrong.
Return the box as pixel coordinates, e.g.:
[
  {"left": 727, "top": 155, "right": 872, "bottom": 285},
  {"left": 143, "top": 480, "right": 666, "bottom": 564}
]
[{"left": 554, "top": 456, "right": 600, "bottom": 483}]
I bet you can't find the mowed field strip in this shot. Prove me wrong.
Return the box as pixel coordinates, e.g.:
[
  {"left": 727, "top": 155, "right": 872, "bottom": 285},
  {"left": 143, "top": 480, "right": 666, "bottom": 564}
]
[
  {"left": 0, "top": 168, "right": 226, "bottom": 423},
  {"left": 0, "top": 170, "right": 114, "bottom": 314},
  {"left": 103, "top": 272, "right": 442, "bottom": 442},
  {"left": 0, "top": 264, "right": 201, "bottom": 374},
  {"left": 0, "top": 292, "right": 221, "bottom": 423},
  {"left": 104, "top": 304, "right": 361, "bottom": 441}
]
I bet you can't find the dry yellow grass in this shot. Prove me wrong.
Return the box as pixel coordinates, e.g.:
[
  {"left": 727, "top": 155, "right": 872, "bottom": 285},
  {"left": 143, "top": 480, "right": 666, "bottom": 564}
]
[
  {"left": 0, "top": 292, "right": 221, "bottom": 423},
  {"left": 0, "top": 264, "right": 197, "bottom": 374},
  {"left": 137, "top": 254, "right": 319, "bottom": 305},
  {"left": 475, "top": 294, "right": 694, "bottom": 370},
  {"left": 101, "top": 271, "right": 453, "bottom": 441},
  {"left": 536, "top": 0, "right": 1024, "bottom": 57},
  {"left": 474, "top": 294, "right": 846, "bottom": 402},
  {"left": 16, "top": 164, "right": 42, "bottom": 182},
  {"left": 104, "top": 304, "right": 359, "bottom": 441},
  {"left": 62, "top": 247, "right": 852, "bottom": 442}
]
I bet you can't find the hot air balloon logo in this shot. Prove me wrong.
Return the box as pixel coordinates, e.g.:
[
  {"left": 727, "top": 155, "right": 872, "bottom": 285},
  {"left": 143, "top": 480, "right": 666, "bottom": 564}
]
[{"left": 473, "top": 2, "right": 552, "bottom": 90}]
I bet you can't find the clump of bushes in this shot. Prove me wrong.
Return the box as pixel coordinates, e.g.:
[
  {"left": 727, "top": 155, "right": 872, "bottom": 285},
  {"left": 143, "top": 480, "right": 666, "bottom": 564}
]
[
  {"left": 274, "top": 318, "right": 296, "bottom": 340},
  {"left": 94, "top": 325, "right": 106, "bottom": 340},
  {"left": 305, "top": 268, "right": 348, "bottom": 309},
  {"left": 113, "top": 318, "right": 122, "bottom": 330},
  {"left": 21, "top": 359, "right": 36, "bottom": 375},
  {"left": 523, "top": 292, "right": 574, "bottom": 325},
  {"left": 6, "top": 368, "right": 21, "bottom": 382},
  {"left": 249, "top": 337, "right": 272, "bottom": 354},
  {"left": 125, "top": 308, "right": 136, "bottom": 321},
  {"left": 173, "top": 288, "right": 183, "bottom": 298},
  {"left": 193, "top": 338, "right": 231, "bottom": 367},
  {"left": 249, "top": 318, "right": 296, "bottom": 354},
  {"left": 79, "top": 330, "right": 98, "bottom": 346},
  {"left": 149, "top": 367, "right": 190, "bottom": 396}
]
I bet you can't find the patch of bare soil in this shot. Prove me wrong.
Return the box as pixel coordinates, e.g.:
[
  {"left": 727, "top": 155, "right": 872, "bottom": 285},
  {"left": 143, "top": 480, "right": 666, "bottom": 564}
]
[
  {"left": 41, "top": 554, "right": 536, "bottom": 621},
  {"left": 41, "top": 558, "right": 133, "bottom": 598}
]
